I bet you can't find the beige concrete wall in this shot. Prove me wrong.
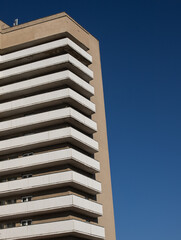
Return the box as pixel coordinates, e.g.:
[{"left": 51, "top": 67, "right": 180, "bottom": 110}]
[
  {"left": 0, "top": 13, "right": 89, "bottom": 53},
  {"left": 0, "top": 20, "right": 9, "bottom": 50},
  {"left": 88, "top": 38, "right": 116, "bottom": 240},
  {"left": 0, "top": 12, "right": 116, "bottom": 239}
]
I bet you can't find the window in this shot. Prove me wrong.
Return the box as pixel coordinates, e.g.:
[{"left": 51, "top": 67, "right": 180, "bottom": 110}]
[
  {"left": 21, "top": 219, "right": 32, "bottom": 226},
  {"left": 22, "top": 152, "right": 34, "bottom": 157},
  {"left": 0, "top": 177, "right": 17, "bottom": 183},
  {"left": 8, "top": 177, "right": 17, "bottom": 181},
  {"left": 0, "top": 179, "right": 7, "bottom": 183},
  {"left": 0, "top": 200, "right": 6, "bottom": 206},
  {"left": 23, "top": 133, "right": 34, "bottom": 136},
  {"left": 0, "top": 224, "right": 4, "bottom": 229},
  {"left": 7, "top": 222, "right": 15, "bottom": 228},
  {"left": 22, "top": 196, "right": 32, "bottom": 202},
  {"left": 22, "top": 174, "right": 32, "bottom": 179},
  {"left": 7, "top": 199, "right": 16, "bottom": 205}
]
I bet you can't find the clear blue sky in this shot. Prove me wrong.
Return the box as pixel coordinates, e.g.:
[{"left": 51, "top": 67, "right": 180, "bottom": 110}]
[{"left": 1, "top": 1, "right": 181, "bottom": 239}]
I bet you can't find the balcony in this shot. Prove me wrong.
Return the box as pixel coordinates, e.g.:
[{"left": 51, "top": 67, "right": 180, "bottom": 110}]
[
  {"left": 0, "top": 88, "right": 95, "bottom": 119},
  {"left": 0, "top": 194, "right": 103, "bottom": 221},
  {"left": 0, "top": 127, "right": 99, "bottom": 156},
  {"left": 0, "top": 107, "right": 97, "bottom": 137},
  {"left": 0, "top": 70, "right": 94, "bottom": 101},
  {"left": 0, "top": 37, "right": 92, "bottom": 69},
  {"left": 0, "top": 170, "right": 101, "bottom": 197},
  {"left": 0, "top": 54, "right": 93, "bottom": 86},
  {"left": 0, "top": 219, "right": 105, "bottom": 240},
  {"left": 0, "top": 148, "right": 100, "bottom": 176}
]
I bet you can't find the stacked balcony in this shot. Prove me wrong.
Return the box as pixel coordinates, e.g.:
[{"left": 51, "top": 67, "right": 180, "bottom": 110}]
[{"left": 0, "top": 37, "right": 105, "bottom": 240}]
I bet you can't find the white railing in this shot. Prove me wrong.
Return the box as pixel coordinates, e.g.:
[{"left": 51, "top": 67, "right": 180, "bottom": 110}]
[
  {"left": 0, "top": 194, "right": 103, "bottom": 220},
  {"left": 0, "top": 127, "right": 99, "bottom": 156},
  {"left": 0, "top": 219, "right": 105, "bottom": 240},
  {"left": 0, "top": 38, "right": 92, "bottom": 64},
  {"left": 0, "top": 170, "right": 102, "bottom": 197},
  {"left": 0, "top": 148, "right": 100, "bottom": 176},
  {"left": 0, "top": 107, "right": 97, "bottom": 136},
  {"left": 0, "top": 54, "right": 93, "bottom": 82},
  {"left": 0, "top": 70, "right": 94, "bottom": 100},
  {"left": 0, "top": 88, "right": 95, "bottom": 119}
]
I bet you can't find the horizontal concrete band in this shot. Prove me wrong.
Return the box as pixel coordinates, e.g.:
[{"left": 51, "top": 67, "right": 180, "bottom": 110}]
[
  {"left": 0, "top": 54, "right": 93, "bottom": 82},
  {"left": 0, "top": 37, "right": 92, "bottom": 64},
  {"left": 0, "top": 170, "right": 102, "bottom": 197},
  {"left": 0, "top": 194, "right": 103, "bottom": 220},
  {"left": 0, "top": 70, "right": 94, "bottom": 100},
  {"left": 0, "top": 219, "right": 105, "bottom": 240},
  {"left": 0, "top": 127, "right": 99, "bottom": 156},
  {"left": 0, "top": 88, "right": 95, "bottom": 119},
  {"left": 0, "top": 148, "right": 100, "bottom": 176},
  {"left": 0, "top": 107, "right": 97, "bottom": 136}
]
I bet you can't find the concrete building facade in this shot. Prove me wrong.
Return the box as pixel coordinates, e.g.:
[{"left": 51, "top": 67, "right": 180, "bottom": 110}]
[{"left": 0, "top": 12, "right": 116, "bottom": 240}]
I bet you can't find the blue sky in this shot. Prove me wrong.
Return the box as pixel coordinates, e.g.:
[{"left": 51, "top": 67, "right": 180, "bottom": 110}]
[{"left": 1, "top": 1, "right": 181, "bottom": 239}]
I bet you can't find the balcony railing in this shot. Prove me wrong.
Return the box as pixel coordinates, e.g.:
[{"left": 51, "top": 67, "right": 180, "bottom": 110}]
[
  {"left": 0, "top": 107, "right": 97, "bottom": 137},
  {"left": 0, "top": 88, "right": 95, "bottom": 119},
  {"left": 0, "top": 54, "right": 93, "bottom": 85},
  {"left": 0, "top": 70, "right": 94, "bottom": 101},
  {"left": 0, "top": 127, "right": 99, "bottom": 156},
  {"left": 0, "top": 148, "right": 100, "bottom": 176},
  {"left": 0, "top": 219, "right": 105, "bottom": 240},
  {"left": 0, "top": 38, "right": 92, "bottom": 66},
  {"left": 0, "top": 194, "right": 103, "bottom": 221},
  {"left": 0, "top": 170, "right": 101, "bottom": 197}
]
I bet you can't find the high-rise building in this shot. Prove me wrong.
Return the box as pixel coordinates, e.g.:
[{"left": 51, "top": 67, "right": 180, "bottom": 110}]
[{"left": 0, "top": 12, "right": 116, "bottom": 240}]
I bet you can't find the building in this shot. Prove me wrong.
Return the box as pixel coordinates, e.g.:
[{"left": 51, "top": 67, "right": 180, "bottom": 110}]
[{"left": 0, "top": 12, "right": 116, "bottom": 240}]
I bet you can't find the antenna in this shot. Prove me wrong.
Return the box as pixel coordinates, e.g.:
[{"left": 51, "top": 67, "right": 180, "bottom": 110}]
[{"left": 13, "top": 19, "right": 19, "bottom": 26}]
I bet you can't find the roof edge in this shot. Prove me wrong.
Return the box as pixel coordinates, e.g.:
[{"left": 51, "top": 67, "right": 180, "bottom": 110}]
[
  {"left": 0, "top": 20, "right": 10, "bottom": 32},
  {"left": 0, "top": 12, "right": 99, "bottom": 41},
  {"left": 1, "top": 12, "right": 84, "bottom": 34}
]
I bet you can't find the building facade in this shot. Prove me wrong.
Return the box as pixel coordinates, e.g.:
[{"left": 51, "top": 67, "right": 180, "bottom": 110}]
[{"left": 0, "top": 12, "right": 116, "bottom": 240}]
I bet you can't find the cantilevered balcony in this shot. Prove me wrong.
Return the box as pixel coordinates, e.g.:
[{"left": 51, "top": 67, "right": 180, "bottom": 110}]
[
  {"left": 0, "top": 88, "right": 95, "bottom": 119},
  {"left": 0, "top": 54, "right": 93, "bottom": 85},
  {"left": 0, "top": 170, "right": 101, "bottom": 197},
  {"left": 0, "top": 70, "right": 94, "bottom": 101},
  {"left": 0, "top": 148, "right": 100, "bottom": 176},
  {"left": 0, "top": 219, "right": 105, "bottom": 240},
  {"left": 0, "top": 127, "right": 99, "bottom": 156},
  {"left": 0, "top": 37, "right": 92, "bottom": 69},
  {"left": 0, "top": 107, "right": 97, "bottom": 137},
  {"left": 0, "top": 194, "right": 103, "bottom": 221}
]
